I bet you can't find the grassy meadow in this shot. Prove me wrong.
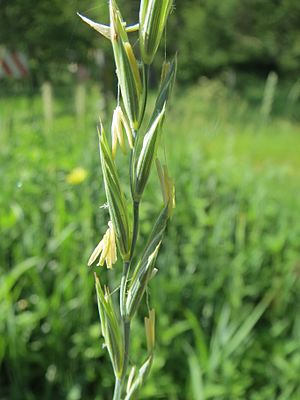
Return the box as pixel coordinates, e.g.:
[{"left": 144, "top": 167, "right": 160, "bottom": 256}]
[{"left": 0, "top": 79, "right": 300, "bottom": 399}]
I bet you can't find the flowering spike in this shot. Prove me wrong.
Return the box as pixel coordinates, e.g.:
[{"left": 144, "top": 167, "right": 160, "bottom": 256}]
[
  {"left": 79, "top": 1, "right": 176, "bottom": 396},
  {"left": 133, "top": 104, "right": 166, "bottom": 202},
  {"left": 94, "top": 274, "right": 124, "bottom": 378},
  {"left": 110, "top": 0, "right": 143, "bottom": 130},
  {"left": 99, "top": 123, "right": 131, "bottom": 260},
  {"left": 126, "top": 243, "right": 161, "bottom": 319},
  {"left": 139, "top": 0, "right": 173, "bottom": 64}
]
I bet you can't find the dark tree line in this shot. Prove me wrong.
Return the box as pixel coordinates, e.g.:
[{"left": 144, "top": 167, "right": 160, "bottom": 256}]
[
  {"left": 1, "top": 0, "right": 299, "bottom": 84},
  {"left": 171, "top": 0, "right": 300, "bottom": 82}
]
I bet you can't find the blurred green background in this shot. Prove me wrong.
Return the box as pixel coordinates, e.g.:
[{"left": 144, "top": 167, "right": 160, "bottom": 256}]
[{"left": 1, "top": 1, "right": 300, "bottom": 399}]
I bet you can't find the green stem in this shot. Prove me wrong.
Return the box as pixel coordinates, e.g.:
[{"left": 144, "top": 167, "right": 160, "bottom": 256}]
[
  {"left": 129, "top": 146, "right": 140, "bottom": 260},
  {"left": 130, "top": 201, "right": 140, "bottom": 260},
  {"left": 138, "top": 63, "right": 150, "bottom": 128},
  {"left": 129, "top": 148, "right": 135, "bottom": 204},
  {"left": 113, "top": 378, "right": 122, "bottom": 400},
  {"left": 117, "top": 191, "right": 140, "bottom": 399},
  {"left": 113, "top": 323, "right": 130, "bottom": 400},
  {"left": 117, "top": 262, "right": 131, "bottom": 399},
  {"left": 122, "top": 319, "right": 131, "bottom": 379},
  {"left": 120, "top": 261, "right": 130, "bottom": 318},
  {"left": 120, "top": 200, "right": 140, "bottom": 321},
  {"left": 118, "top": 261, "right": 132, "bottom": 399}
]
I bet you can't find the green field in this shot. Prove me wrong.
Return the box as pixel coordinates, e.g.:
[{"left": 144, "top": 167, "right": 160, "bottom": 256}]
[{"left": 1, "top": 81, "right": 300, "bottom": 399}]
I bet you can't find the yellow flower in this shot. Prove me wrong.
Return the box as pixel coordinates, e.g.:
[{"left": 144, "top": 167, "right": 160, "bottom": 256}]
[
  {"left": 66, "top": 167, "right": 87, "bottom": 185},
  {"left": 88, "top": 221, "right": 117, "bottom": 269}
]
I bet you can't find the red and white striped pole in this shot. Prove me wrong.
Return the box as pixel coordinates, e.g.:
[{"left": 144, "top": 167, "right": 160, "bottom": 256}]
[{"left": 0, "top": 49, "right": 29, "bottom": 79}]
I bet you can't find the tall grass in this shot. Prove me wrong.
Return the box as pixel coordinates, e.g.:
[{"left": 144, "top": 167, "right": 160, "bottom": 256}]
[{"left": 0, "top": 81, "right": 300, "bottom": 399}]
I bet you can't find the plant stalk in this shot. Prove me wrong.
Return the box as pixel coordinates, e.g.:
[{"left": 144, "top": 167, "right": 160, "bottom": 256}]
[
  {"left": 138, "top": 63, "right": 150, "bottom": 127},
  {"left": 113, "top": 377, "right": 122, "bottom": 400},
  {"left": 117, "top": 176, "right": 140, "bottom": 398},
  {"left": 117, "top": 261, "right": 131, "bottom": 399},
  {"left": 130, "top": 201, "right": 140, "bottom": 260},
  {"left": 122, "top": 319, "right": 131, "bottom": 379},
  {"left": 120, "top": 261, "right": 130, "bottom": 318}
]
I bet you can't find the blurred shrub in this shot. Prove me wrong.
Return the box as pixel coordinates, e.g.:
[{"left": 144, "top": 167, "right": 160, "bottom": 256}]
[{"left": 172, "top": 0, "right": 300, "bottom": 83}]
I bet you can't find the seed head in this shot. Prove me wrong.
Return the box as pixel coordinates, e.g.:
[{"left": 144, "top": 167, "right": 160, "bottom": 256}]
[
  {"left": 99, "top": 123, "right": 131, "bottom": 260},
  {"left": 133, "top": 104, "right": 166, "bottom": 202},
  {"left": 139, "top": 0, "right": 173, "bottom": 64},
  {"left": 110, "top": 0, "right": 142, "bottom": 130}
]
